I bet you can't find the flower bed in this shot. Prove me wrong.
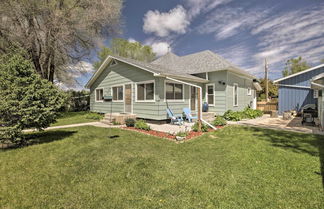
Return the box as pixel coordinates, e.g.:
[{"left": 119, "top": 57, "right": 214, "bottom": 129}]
[{"left": 124, "top": 126, "right": 224, "bottom": 141}]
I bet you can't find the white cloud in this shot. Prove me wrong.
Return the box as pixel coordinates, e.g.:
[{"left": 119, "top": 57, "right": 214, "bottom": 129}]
[
  {"left": 197, "top": 7, "right": 270, "bottom": 40},
  {"left": 184, "top": 0, "right": 232, "bottom": 19},
  {"left": 128, "top": 38, "right": 137, "bottom": 43},
  {"left": 143, "top": 5, "right": 190, "bottom": 37},
  {"left": 151, "top": 42, "right": 171, "bottom": 57}
]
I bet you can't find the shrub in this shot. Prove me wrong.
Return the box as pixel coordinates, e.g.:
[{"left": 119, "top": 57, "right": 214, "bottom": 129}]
[
  {"left": 242, "top": 107, "right": 263, "bottom": 119},
  {"left": 0, "top": 52, "right": 66, "bottom": 145},
  {"left": 192, "top": 122, "right": 209, "bottom": 132},
  {"left": 223, "top": 110, "right": 243, "bottom": 121},
  {"left": 213, "top": 116, "right": 227, "bottom": 126},
  {"left": 135, "top": 120, "right": 150, "bottom": 131},
  {"left": 125, "top": 118, "right": 135, "bottom": 127}
]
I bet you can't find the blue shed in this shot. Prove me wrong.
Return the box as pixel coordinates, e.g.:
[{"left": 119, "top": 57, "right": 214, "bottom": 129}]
[{"left": 274, "top": 64, "right": 324, "bottom": 114}]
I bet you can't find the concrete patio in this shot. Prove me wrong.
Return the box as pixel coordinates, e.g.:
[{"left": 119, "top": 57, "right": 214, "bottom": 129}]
[{"left": 228, "top": 114, "right": 324, "bottom": 135}]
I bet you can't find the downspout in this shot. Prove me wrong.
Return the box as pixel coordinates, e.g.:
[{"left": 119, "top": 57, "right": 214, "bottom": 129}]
[{"left": 163, "top": 76, "right": 217, "bottom": 130}]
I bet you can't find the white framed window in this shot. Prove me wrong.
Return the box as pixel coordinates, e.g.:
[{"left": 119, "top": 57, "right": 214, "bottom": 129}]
[
  {"left": 112, "top": 85, "right": 123, "bottom": 101},
  {"left": 233, "top": 83, "right": 238, "bottom": 106},
  {"left": 247, "top": 87, "right": 251, "bottom": 96},
  {"left": 314, "top": 90, "right": 319, "bottom": 99},
  {"left": 136, "top": 80, "right": 155, "bottom": 102},
  {"left": 206, "top": 84, "right": 215, "bottom": 106},
  {"left": 95, "top": 88, "right": 104, "bottom": 102},
  {"left": 165, "top": 82, "right": 184, "bottom": 101}
]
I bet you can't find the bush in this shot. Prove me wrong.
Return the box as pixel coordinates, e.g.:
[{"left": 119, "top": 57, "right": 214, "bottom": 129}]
[
  {"left": 135, "top": 120, "right": 150, "bottom": 131},
  {"left": 242, "top": 107, "right": 263, "bottom": 119},
  {"left": 213, "top": 116, "right": 227, "bottom": 126},
  {"left": 223, "top": 110, "right": 244, "bottom": 121},
  {"left": 0, "top": 52, "right": 66, "bottom": 145},
  {"left": 64, "top": 90, "right": 90, "bottom": 112},
  {"left": 192, "top": 122, "right": 209, "bottom": 132},
  {"left": 125, "top": 118, "right": 135, "bottom": 127},
  {"left": 223, "top": 108, "right": 264, "bottom": 121}
]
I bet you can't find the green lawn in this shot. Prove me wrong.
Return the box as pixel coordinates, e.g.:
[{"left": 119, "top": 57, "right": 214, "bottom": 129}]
[
  {"left": 51, "top": 111, "right": 103, "bottom": 126},
  {"left": 0, "top": 126, "right": 323, "bottom": 208}
]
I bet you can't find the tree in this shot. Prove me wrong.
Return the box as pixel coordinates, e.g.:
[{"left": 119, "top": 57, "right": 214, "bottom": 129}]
[
  {"left": 282, "top": 57, "right": 311, "bottom": 77},
  {"left": 94, "top": 38, "right": 156, "bottom": 69},
  {"left": 0, "top": 51, "right": 66, "bottom": 145},
  {"left": 0, "top": 0, "right": 122, "bottom": 84},
  {"left": 258, "top": 78, "right": 278, "bottom": 100}
]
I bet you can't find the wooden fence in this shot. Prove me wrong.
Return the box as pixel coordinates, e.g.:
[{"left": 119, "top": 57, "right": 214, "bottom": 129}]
[{"left": 257, "top": 101, "right": 278, "bottom": 113}]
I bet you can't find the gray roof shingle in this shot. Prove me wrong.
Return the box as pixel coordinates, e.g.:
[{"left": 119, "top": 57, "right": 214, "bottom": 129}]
[{"left": 152, "top": 50, "right": 255, "bottom": 78}]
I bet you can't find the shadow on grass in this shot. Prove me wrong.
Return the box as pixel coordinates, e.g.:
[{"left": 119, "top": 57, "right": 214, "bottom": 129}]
[
  {"left": 1, "top": 130, "right": 77, "bottom": 151},
  {"left": 247, "top": 126, "right": 324, "bottom": 189}
]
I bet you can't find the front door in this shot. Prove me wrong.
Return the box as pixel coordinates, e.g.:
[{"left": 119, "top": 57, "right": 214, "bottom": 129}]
[
  {"left": 190, "top": 86, "right": 196, "bottom": 111},
  {"left": 124, "top": 84, "right": 132, "bottom": 113}
]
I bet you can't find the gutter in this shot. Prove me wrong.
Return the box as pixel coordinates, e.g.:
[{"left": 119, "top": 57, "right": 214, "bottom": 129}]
[
  {"left": 163, "top": 76, "right": 217, "bottom": 130},
  {"left": 311, "top": 82, "right": 324, "bottom": 89}
]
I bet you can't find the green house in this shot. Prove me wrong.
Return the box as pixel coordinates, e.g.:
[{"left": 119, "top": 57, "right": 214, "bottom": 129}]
[{"left": 85, "top": 50, "right": 262, "bottom": 120}]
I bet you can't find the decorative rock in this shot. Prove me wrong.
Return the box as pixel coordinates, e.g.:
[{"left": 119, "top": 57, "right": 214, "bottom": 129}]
[{"left": 283, "top": 111, "right": 292, "bottom": 120}]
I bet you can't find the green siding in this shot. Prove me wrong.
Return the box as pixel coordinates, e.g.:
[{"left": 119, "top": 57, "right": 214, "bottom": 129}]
[
  {"left": 89, "top": 61, "right": 256, "bottom": 120},
  {"left": 226, "top": 72, "right": 254, "bottom": 111},
  {"left": 205, "top": 71, "right": 227, "bottom": 115},
  {"left": 90, "top": 62, "right": 190, "bottom": 120}
]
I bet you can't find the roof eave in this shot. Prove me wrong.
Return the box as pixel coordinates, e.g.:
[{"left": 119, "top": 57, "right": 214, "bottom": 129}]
[{"left": 274, "top": 63, "right": 324, "bottom": 83}]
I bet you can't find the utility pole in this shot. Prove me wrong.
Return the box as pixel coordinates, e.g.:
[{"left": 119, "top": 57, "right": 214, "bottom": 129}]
[{"left": 265, "top": 58, "right": 269, "bottom": 102}]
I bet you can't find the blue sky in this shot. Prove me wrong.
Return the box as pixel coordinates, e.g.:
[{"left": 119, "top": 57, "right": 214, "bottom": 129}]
[{"left": 76, "top": 0, "right": 324, "bottom": 89}]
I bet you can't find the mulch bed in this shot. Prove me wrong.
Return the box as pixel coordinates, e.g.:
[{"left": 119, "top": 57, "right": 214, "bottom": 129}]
[{"left": 123, "top": 126, "right": 224, "bottom": 142}]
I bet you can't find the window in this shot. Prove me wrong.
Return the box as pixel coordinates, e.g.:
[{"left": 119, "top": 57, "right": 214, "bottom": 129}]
[
  {"left": 136, "top": 81, "right": 155, "bottom": 101},
  {"left": 314, "top": 90, "right": 319, "bottom": 99},
  {"left": 165, "top": 82, "right": 184, "bottom": 100},
  {"left": 95, "top": 88, "right": 103, "bottom": 102},
  {"left": 247, "top": 87, "right": 251, "bottom": 96},
  {"left": 233, "top": 83, "right": 238, "bottom": 106},
  {"left": 112, "top": 86, "right": 123, "bottom": 101},
  {"left": 206, "top": 84, "right": 214, "bottom": 106}
]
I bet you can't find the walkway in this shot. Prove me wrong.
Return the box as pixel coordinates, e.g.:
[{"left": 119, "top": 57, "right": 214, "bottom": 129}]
[
  {"left": 24, "top": 122, "right": 123, "bottom": 132},
  {"left": 228, "top": 114, "right": 324, "bottom": 135}
]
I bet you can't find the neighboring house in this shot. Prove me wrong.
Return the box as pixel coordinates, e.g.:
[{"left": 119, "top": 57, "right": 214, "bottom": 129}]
[
  {"left": 310, "top": 73, "right": 324, "bottom": 128},
  {"left": 274, "top": 64, "right": 324, "bottom": 114},
  {"left": 85, "top": 50, "right": 261, "bottom": 120}
]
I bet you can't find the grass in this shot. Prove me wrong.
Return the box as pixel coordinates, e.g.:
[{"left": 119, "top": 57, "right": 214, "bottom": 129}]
[
  {"left": 0, "top": 126, "right": 323, "bottom": 208},
  {"left": 51, "top": 111, "right": 103, "bottom": 126}
]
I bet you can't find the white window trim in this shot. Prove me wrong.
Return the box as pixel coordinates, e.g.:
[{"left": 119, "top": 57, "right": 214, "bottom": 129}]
[
  {"left": 233, "top": 83, "right": 238, "bottom": 107},
  {"left": 135, "top": 80, "right": 156, "bottom": 103},
  {"left": 111, "top": 85, "right": 124, "bottom": 102},
  {"left": 206, "top": 84, "right": 215, "bottom": 106},
  {"left": 164, "top": 80, "right": 185, "bottom": 102},
  {"left": 95, "top": 88, "right": 104, "bottom": 102},
  {"left": 314, "top": 89, "right": 319, "bottom": 99},
  {"left": 247, "top": 87, "right": 252, "bottom": 96}
]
